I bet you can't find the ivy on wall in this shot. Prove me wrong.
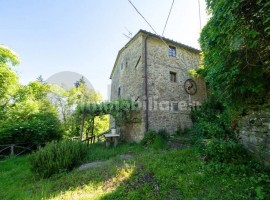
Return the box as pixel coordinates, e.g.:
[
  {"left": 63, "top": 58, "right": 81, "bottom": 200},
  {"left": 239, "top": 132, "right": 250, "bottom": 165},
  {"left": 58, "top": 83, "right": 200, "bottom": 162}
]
[
  {"left": 199, "top": 0, "right": 270, "bottom": 108},
  {"left": 77, "top": 99, "right": 140, "bottom": 127}
]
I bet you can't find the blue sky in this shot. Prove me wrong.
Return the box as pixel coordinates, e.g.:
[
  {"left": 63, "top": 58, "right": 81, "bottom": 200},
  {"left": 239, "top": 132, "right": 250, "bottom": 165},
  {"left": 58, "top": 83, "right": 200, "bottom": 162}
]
[{"left": 0, "top": 0, "right": 208, "bottom": 100}]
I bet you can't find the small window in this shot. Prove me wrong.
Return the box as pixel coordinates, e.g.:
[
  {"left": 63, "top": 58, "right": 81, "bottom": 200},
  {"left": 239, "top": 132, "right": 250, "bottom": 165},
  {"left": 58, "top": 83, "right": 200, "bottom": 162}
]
[
  {"left": 171, "top": 103, "right": 178, "bottom": 111},
  {"left": 118, "top": 87, "right": 121, "bottom": 97},
  {"left": 168, "top": 46, "right": 176, "bottom": 57},
  {"left": 121, "top": 62, "right": 124, "bottom": 70},
  {"left": 135, "top": 56, "right": 141, "bottom": 69},
  {"left": 126, "top": 60, "right": 128, "bottom": 69},
  {"left": 170, "top": 72, "right": 177, "bottom": 82}
]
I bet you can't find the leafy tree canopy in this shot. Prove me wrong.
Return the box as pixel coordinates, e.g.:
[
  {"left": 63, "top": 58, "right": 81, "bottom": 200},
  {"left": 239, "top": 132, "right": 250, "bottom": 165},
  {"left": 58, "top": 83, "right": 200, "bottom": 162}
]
[{"left": 0, "top": 45, "right": 20, "bottom": 105}]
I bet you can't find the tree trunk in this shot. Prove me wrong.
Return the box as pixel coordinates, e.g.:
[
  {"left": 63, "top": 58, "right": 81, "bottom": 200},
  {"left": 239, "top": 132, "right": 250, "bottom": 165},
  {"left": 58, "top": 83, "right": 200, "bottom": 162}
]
[{"left": 79, "top": 112, "right": 86, "bottom": 141}]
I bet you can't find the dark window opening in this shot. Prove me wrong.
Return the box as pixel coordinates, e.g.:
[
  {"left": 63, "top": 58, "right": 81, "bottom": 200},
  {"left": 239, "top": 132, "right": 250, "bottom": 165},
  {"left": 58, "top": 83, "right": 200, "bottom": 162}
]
[
  {"left": 168, "top": 46, "right": 176, "bottom": 57},
  {"left": 118, "top": 87, "right": 121, "bottom": 98},
  {"left": 171, "top": 103, "right": 178, "bottom": 111},
  {"left": 170, "top": 72, "right": 177, "bottom": 82},
  {"left": 135, "top": 56, "right": 141, "bottom": 69}
]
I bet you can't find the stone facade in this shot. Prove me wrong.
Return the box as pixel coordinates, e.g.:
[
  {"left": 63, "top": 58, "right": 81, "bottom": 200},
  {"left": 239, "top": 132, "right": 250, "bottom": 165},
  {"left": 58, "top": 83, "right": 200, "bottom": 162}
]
[
  {"left": 238, "top": 111, "right": 270, "bottom": 167},
  {"left": 110, "top": 30, "right": 207, "bottom": 142}
]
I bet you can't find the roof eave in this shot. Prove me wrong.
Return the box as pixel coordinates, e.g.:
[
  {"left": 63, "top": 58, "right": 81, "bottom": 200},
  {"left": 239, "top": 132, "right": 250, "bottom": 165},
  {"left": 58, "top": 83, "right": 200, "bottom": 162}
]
[{"left": 109, "top": 29, "right": 201, "bottom": 79}]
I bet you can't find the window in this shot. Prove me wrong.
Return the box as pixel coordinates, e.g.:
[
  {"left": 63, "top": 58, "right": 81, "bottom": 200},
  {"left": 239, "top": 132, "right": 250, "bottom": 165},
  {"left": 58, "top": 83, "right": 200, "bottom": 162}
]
[
  {"left": 171, "top": 102, "right": 178, "bottom": 111},
  {"left": 168, "top": 46, "right": 176, "bottom": 57},
  {"left": 170, "top": 71, "right": 177, "bottom": 82},
  {"left": 118, "top": 86, "right": 121, "bottom": 98},
  {"left": 135, "top": 56, "right": 141, "bottom": 69},
  {"left": 121, "top": 62, "right": 124, "bottom": 70}
]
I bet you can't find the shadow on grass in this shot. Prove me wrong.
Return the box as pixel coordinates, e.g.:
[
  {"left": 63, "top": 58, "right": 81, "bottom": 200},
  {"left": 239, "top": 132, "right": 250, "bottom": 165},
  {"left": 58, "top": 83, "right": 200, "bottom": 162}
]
[
  {"left": 0, "top": 142, "right": 144, "bottom": 200},
  {"left": 1, "top": 143, "right": 269, "bottom": 199}
]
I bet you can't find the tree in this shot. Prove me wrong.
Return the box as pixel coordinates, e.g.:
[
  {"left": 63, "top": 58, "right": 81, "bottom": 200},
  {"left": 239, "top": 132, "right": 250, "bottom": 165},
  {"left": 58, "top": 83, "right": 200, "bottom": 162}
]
[
  {"left": 0, "top": 45, "right": 20, "bottom": 119},
  {"left": 199, "top": 0, "right": 270, "bottom": 108},
  {"left": 0, "top": 45, "right": 63, "bottom": 145},
  {"left": 6, "top": 81, "right": 57, "bottom": 120},
  {"left": 74, "top": 76, "right": 86, "bottom": 88},
  {"left": 36, "top": 75, "right": 45, "bottom": 84},
  {"left": 50, "top": 81, "right": 103, "bottom": 138}
]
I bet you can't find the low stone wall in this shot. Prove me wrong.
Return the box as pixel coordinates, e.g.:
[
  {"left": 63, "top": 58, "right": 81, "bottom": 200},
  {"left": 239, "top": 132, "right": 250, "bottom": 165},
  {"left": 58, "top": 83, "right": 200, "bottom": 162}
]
[{"left": 238, "top": 111, "right": 270, "bottom": 167}]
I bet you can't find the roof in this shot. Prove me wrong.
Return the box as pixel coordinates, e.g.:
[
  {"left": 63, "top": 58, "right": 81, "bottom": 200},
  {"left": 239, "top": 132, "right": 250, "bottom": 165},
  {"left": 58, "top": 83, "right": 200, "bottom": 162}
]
[{"left": 109, "top": 29, "right": 201, "bottom": 79}]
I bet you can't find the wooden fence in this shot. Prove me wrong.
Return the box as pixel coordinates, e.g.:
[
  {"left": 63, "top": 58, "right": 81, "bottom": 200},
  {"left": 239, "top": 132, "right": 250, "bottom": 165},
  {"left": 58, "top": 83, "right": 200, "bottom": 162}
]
[
  {"left": 73, "top": 130, "right": 110, "bottom": 145},
  {"left": 0, "top": 130, "right": 111, "bottom": 158},
  {"left": 82, "top": 131, "right": 108, "bottom": 145},
  {"left": 0, "top": 144, "right": 36, "bottom": 159}
]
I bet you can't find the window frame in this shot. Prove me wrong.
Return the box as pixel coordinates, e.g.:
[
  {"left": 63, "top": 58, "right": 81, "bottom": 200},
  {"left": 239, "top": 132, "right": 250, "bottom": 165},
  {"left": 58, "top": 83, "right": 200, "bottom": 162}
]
[
  {"left": 170, "top": 71, "right": 177, "bottom": 82},
  {"left": 171, "top": 102, "right": 179, "bottom": 111},
  {"left": 168, "top": 46, "right": 176, "bottom": 57}
]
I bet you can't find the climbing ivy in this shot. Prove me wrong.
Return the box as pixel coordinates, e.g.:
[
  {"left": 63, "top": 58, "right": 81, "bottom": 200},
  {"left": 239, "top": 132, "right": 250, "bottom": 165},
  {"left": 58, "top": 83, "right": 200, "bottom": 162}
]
[
  {"left": 77, "top": 99, "right": 140, "bottom": 126},
  {"left": 199, "top": 0, "right": 270, "bottom": 108}
]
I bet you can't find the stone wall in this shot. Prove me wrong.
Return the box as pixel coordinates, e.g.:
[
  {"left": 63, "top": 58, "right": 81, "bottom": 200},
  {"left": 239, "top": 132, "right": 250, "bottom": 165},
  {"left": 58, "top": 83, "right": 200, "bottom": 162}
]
[
  {"left": 110, "top": 35, "right": 146, "bottom": 142},
  {"left": 110, "top": 31, "right": 207, "bottom": 142},
  {"left": 238, "top": 111, "right": 270, "bottom": 167},
  {"left": 146, "top": 36, "right": 207, "bottom": 133}
]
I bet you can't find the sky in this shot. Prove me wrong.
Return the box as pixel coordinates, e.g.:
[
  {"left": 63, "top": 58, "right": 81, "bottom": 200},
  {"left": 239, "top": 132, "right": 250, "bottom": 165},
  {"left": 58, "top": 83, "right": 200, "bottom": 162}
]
[{"left": 0, "top": 0, "right": 209, "bottom": 100}]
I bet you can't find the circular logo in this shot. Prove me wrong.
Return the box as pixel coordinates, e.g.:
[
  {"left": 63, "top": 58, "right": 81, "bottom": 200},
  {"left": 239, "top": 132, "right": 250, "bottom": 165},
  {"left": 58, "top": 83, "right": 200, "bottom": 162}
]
[
  {"left": 184, "top": 79, "right": 197, "bottom": 95},
  {"left": 46, "top": 71, "right": 94, "bottom": 91}
]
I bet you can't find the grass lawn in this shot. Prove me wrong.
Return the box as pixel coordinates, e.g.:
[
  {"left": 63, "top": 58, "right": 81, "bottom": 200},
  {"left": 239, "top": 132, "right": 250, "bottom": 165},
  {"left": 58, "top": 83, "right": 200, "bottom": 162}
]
[{"left": 0, "top": 141, "right": 269, "bottom": 199}]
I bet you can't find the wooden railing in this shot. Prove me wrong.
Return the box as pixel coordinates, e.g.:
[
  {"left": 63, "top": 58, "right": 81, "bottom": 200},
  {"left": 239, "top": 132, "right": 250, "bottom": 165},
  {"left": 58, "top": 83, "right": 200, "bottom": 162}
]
[
  {"left": 82, "top": 130, "right": 110, "bottom": 145},
  {"left": 0, "top": 143, "right": 37, "bottom": 159}
]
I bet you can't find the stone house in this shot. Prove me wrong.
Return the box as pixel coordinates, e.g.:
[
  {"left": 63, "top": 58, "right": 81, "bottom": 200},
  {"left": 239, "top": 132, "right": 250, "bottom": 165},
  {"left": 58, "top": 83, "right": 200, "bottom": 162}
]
[{"left": 110, "top": 30, "right": 207, "bottom": 142}]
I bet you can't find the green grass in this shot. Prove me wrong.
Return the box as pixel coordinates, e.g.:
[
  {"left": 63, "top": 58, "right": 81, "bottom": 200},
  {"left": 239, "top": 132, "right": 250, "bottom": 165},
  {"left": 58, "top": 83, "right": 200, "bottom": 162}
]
[{"left": 0, "top": 141, "right": 269, "bottom": 199}]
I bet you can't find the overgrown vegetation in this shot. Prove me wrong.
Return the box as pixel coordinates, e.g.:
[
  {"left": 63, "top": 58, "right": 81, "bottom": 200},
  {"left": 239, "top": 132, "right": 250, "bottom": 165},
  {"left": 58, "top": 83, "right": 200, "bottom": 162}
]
[
  {"left": 200, "top": 0, "right": 270, "bottom": 108},
  {"left": 1, "top": 143, "right": 270, "bottom": 199},
  {"left": 77, "top": 99, "right": 140, "bottom": 127},
  {"left": 187, "top": 96, "right": 270, "bottom": 198},
  {"left": 141, "top": 129, "right": 169, "bottom": 149},
  {"left": 29, "top": 140, "right": 88, "bottom": 178},
  {"left": 190, "top": 0, "right": 270, "bottom": 185}
]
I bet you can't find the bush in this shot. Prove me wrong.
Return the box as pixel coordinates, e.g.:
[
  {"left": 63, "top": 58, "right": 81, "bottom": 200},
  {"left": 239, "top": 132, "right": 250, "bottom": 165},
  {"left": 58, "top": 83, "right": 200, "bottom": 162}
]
[
  {"left": 189, "top": 96, "right": 255, "bottom": 165},
  {"left": 152, "top": 135, "right": 167, "bottom": 149},
  {"left": 189, "top": 96, "right": 234, "bottom": 140},
  {"left": 141, "top": 129, "right": 157, "bottom": 146},
  {"left": 141, "top": 129, "right": 169, "bottom": 149},
  {"left": 176, "top": 127, "right": 189, "bottom": 136},
  {"left": 204, "top": 139, "right": 247, "bottom": 164},
  {"left": 29, "top": 140, "right": 88, "bottom": 178},
  {"left": 157, "top": 129, "right": 169, "bottom": 140},
  {"left": 0, "top": 112, "right": 63, "bottom": 145}
]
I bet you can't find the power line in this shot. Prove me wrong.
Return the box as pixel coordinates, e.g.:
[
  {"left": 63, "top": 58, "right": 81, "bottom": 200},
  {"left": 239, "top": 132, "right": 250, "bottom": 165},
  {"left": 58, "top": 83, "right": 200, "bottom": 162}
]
[
  {"left": 162, "top": 0, "right": 175, "bottom": 36},
  {"left": 128, "top": 0, "right": 158, "bottom": 36},
  {"left": 127, "top": 0, "right": 169, "bottom": 47},
  {"left": 198, "top": 0, "right": 202, "bottom": 29}
]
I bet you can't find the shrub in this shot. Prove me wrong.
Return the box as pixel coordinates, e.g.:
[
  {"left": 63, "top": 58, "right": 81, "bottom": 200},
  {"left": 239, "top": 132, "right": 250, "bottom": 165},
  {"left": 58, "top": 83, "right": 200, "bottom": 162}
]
[
  {"left": 141, "top": 129, "right": 169, "bottom": 149},
  {"left": 204, "top": 139, "right": 247, "bottom": 164},
  {"left": 176, "top": 127, "right": 189, "bottom": 136},
  {"left": 152, "top": 135, "right": 167, "bottom": 149},
  {"left": 191, "top": 121, "right": 226, "bottom": 139},
  {"left": 189, "top": 96, "right": 234, "bottom": 140},
  {"left": 141, "top": 129, "right": 157, "bottom": 146},
  {"left": 157, "top": 129, "right": 169, "bottom": 140},
  {"left": 0, "top": 112, "right": 63, "bottom": 145},
  {"left": 188, "top": 96, "right": 254, "bottom": 165},
  {"left": 29, "top": 140, "right": 88, "bottom": 178}
]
